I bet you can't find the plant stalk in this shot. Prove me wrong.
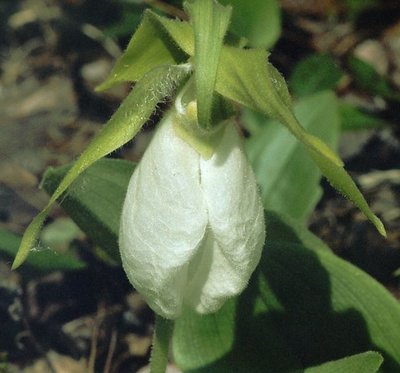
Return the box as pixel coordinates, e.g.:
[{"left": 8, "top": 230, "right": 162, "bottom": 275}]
[{"left": 150, "top": 315, "right": 174, "bottom": 373}]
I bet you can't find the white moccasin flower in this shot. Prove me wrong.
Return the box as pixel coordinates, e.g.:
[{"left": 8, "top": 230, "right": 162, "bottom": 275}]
[{"left": 119, "top": 97, "right": 266, "bottom": 319}]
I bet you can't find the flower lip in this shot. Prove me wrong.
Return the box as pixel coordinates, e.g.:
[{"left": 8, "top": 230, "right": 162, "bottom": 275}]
[{"left": 119, "top": 101, "right": 266, "bottom": 319}]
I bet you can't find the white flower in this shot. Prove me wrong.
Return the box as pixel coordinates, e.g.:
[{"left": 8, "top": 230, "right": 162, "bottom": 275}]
[{"left": 119, "top": 101, "right": 265, "bottom": 319}]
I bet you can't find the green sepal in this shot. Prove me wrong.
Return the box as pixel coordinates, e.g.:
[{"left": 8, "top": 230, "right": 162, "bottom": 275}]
[
  {"left": 216, "top": 46, "right": 385, "bottom": 236},
  {"left": 185, "top": 0, "right": 232, "bottom": 129},
  {"left": 307, "top": 146, "right": 386, "bottom": 236},
  {"left": 0, "top": 228, "right": 85, "bottom": 273},
  {"left": 97, "top": 10, "right": 194, "bottom": 91},
  {"left": 12, "top": 64, "right": 190, "bottom": 269}
]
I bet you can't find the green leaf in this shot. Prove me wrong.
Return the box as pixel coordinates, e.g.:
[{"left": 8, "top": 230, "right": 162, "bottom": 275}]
[
  {"left": 152, "top": 11, "right": 194, "bottom": 56},
  {"left": 216, "top": 46, "right": 385, "bottom": 236},
  {"left": 12, "top": 64, "right": 190, "bottom": 269},
  {"left": 245, "top": 91, "right": 340, "bottom": 222},
  {"left": 339, "top": 103, "right": 387, "bottom": 131},
  {"left": 290, "top": 54, "right": 343, "bottom": 97},
  {"left": 219, "top": 0, "right": 281, "bottom": 49},
  {"left": 0, "top": 228, "right": 85, "bottom": 272},
  {"left": 348, "top": 56, "right": 400, "bottom": 101},
  {"left": 173, "top": 212, "right": 400, "bottom": 372},
  {"left": 41, "top": 159, "right": 135, "bottom": 262},
  {"left": 32, "top": 159, "right": 398, "bottom": 372},
  {"left": 97, "top": 10, "right": 193, "bottom": 91},
  {"left": 185, "top": 0, "right": 232, "bottom": 128},
  {"left": 305, "top": 351, "right": 383, "bottom": 373}
]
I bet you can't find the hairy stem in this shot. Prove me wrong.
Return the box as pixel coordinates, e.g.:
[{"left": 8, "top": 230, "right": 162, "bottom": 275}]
[{"left": 150, "top": 315, "right": 174, "bottom": 373}]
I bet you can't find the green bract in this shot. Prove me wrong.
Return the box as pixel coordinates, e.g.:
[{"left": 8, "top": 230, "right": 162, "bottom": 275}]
[{"left": 13, "top": 0, "right": 384, "bottom": 273}]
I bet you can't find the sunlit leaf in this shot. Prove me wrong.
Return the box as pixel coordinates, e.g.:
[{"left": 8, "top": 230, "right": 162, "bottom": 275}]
[
  {"left": 216, "top": 46, "right": 385, "bottom": 236},
  {"left": 12, "top": 64, "right": 190, "bottom": 269}
]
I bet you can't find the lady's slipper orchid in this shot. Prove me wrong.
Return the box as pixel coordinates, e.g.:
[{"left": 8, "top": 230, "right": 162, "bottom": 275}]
[{"left": 119, "top": 98, "right": 266, "bottom": 319}]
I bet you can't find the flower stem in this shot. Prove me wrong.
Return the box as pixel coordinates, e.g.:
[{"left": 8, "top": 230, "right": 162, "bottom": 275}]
[{"left": 150, "top": 315, "right": 174, "bottom": 373}]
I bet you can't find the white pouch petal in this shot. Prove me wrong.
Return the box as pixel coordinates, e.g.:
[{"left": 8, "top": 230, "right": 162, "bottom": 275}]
[
  {"left": 119, "top": 111, "right": 208, "bottom": 319},
  {"left": 184, "top": 229, "right": 248, "bottom": 313},
  {"left": 192, "top": 123, "right": 265, "bottom": 310}
]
